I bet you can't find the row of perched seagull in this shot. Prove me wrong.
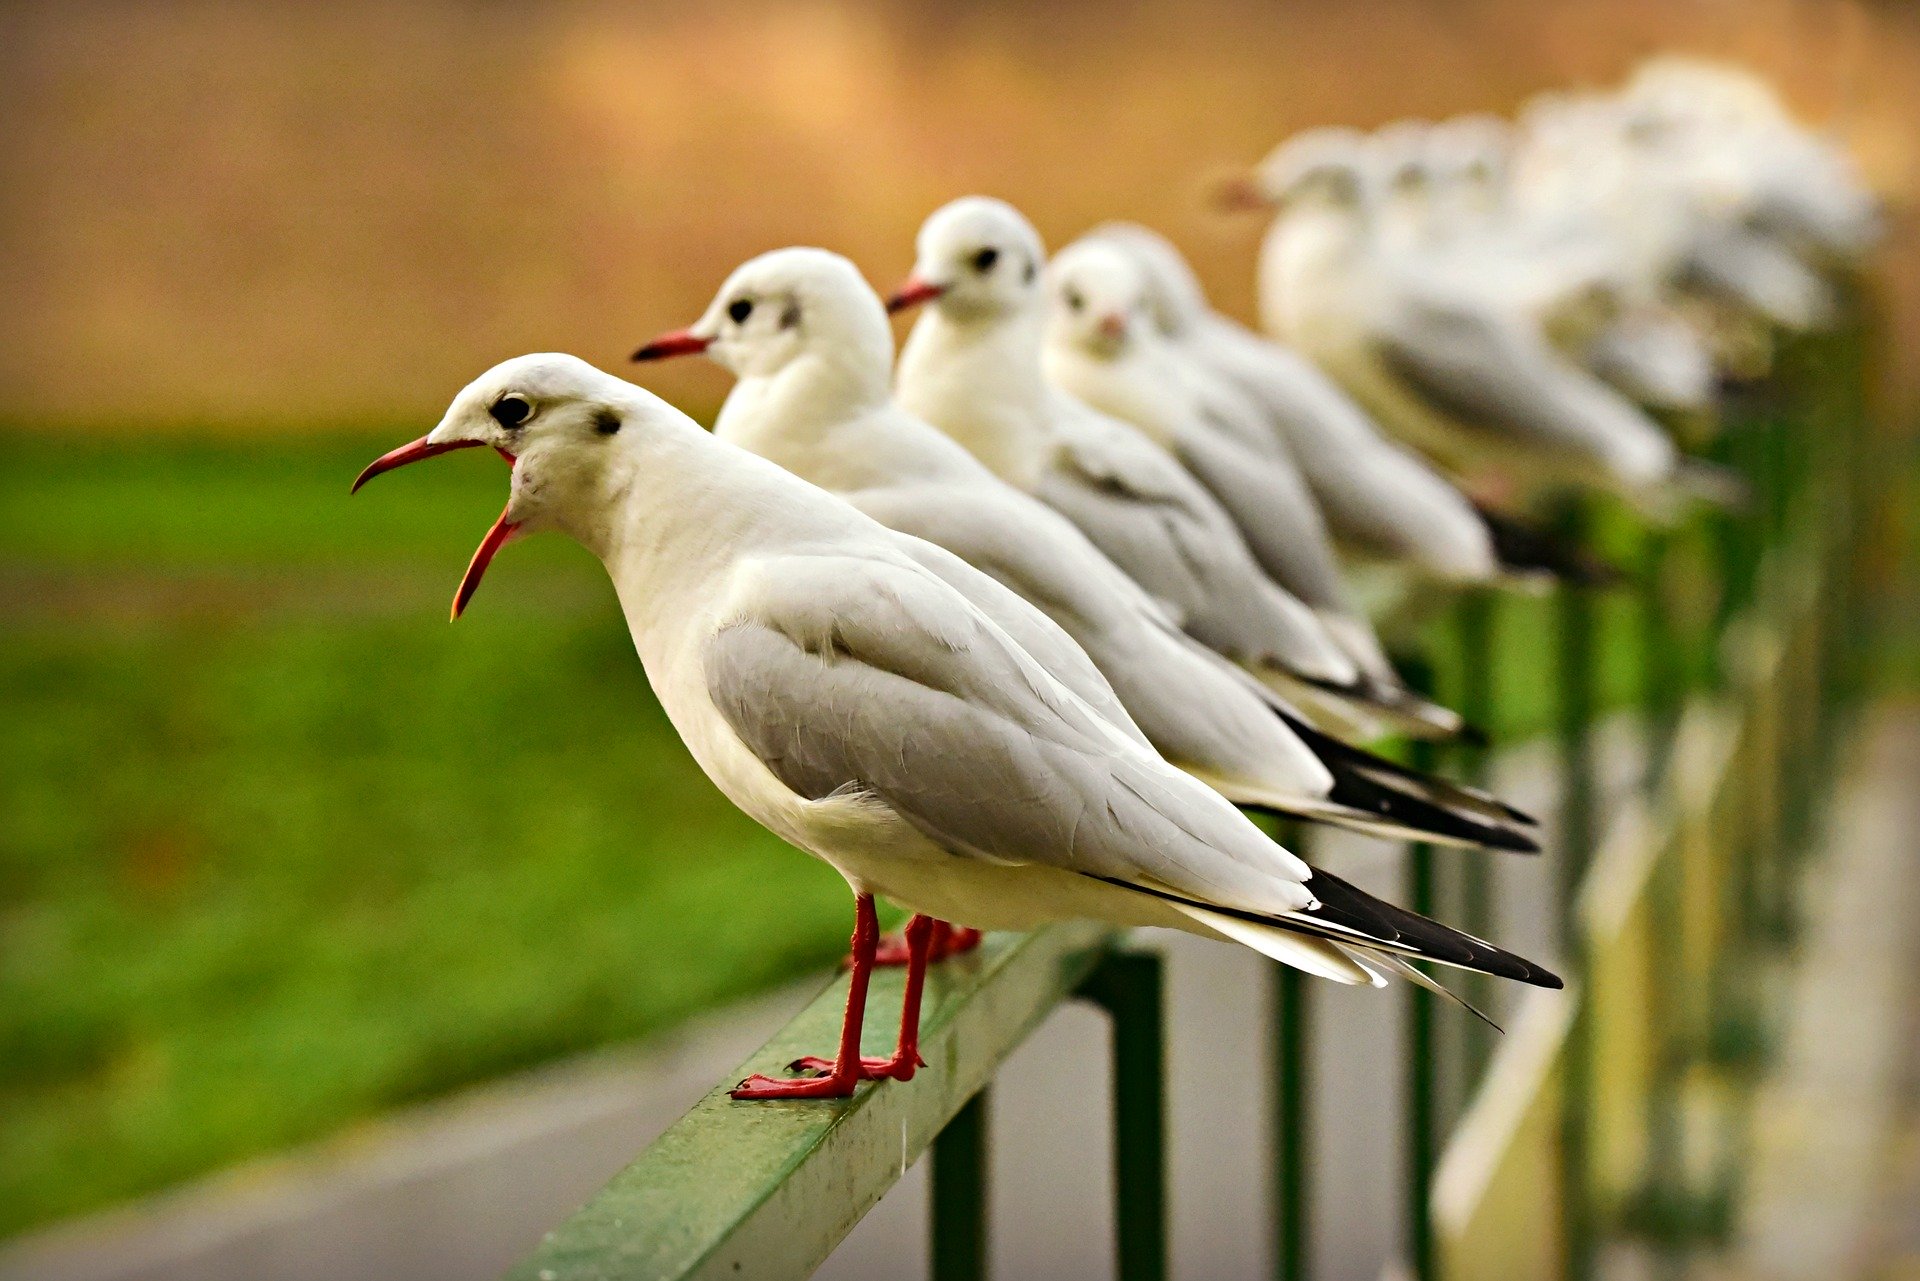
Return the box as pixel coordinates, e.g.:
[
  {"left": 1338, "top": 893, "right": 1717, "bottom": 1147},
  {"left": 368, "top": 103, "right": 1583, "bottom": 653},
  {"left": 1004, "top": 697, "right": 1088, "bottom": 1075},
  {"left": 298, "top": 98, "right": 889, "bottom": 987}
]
[{"left": 355, "top": 58, "right": 1876, "bottom": 1098}]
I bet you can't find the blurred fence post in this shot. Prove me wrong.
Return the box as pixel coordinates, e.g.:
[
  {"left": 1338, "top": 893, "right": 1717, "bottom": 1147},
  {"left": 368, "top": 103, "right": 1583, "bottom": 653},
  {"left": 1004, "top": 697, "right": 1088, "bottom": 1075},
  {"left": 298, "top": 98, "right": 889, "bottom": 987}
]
[
  {"left": 1272, "top": 822, "right": 1313, "bottom": 1281},
  {"left": 1554, "top": 495, "right": 1598, "bottom": 1281}
]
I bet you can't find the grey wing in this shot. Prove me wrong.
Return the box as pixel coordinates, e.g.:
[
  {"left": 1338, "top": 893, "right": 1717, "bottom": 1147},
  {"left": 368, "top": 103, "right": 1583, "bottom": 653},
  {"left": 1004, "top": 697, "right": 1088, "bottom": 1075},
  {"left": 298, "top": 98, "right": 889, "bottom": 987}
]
[
  {"left": 1172, "top": 407, "right": 1352, "bottom": 615},
  {"left": 1196, "top": 322, "right": 1497, "bottom": 577},
  {"left": 1038, "top": 404, "right": 1359, "bottom": 686},
  {"left": 702, "top": 552, "right": 1311, "bottom": 914},
  {"left": 877, "top": 518, "right": 1155, "bottom": 752},
  {"left": 1375, "top": 286, "right": 1677, "bottom": 485}
]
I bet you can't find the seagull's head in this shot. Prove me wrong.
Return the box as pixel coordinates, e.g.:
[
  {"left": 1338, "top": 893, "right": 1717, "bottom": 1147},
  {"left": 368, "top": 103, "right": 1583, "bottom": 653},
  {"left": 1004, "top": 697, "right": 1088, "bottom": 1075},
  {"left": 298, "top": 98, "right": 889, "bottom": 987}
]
[
  {"left": 633, "top": 247, "right": 893, "bottom": 389},
  {"left": 1218, "top": 127, "right": 1373, "bottom": 217},
  {"left": 888, "top": 196, "right": 1047, "bottom": 323},
  {"left": 1087, "top": 222, "right": 1210, "bottom": 339},
  {"left": 1045, "top": 239, "right": 1151, "bottom": 359},
  {"left": 353, "top": 354, "right": 663, "bottom": 617}
]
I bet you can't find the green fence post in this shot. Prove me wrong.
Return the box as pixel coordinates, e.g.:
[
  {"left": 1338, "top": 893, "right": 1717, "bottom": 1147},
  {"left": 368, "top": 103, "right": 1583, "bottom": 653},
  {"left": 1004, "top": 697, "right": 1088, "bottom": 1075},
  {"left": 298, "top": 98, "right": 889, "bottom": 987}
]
[
  {"left": 1079, "top": 951, "right": 1167, "bottom": 1281},
  {"left": 931, "top": 1089, "right": 991, "bottom": 1281},
  {"left": 1554, "top": 495, "right": 1598, "bottom": 1281},
  {"left": 1401, "top": 658, "right": 1441, "bottom": 1281},
  {"left": 1272, "top": 824, "right": 1314, "bottom": 1281},
  {"left": 1453, "top": 591, "right": 1497, "bottom": 1083},
  {"left": 1640, "top": 530, "right": 1683, "bottom": 792}
]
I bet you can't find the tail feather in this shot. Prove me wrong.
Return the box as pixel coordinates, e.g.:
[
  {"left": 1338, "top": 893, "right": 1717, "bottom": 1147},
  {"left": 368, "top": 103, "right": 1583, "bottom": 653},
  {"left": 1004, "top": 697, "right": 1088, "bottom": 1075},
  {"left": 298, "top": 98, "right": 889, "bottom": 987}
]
[
  {"left": 1170, "top": 902, "right": 1385, "bottom": 985},
  {"left": 1277, "top": 708, "right": 1539, "bottom": 829},
  {"left": 1241, "top": 766, "right": 1539, "bottom": 853},
  {"left": 1108, "top": 869, "right": 1562, "bottom": 990},
  {"left": 1362, "top": 950, "right": 1504, "bottom": 1031}
]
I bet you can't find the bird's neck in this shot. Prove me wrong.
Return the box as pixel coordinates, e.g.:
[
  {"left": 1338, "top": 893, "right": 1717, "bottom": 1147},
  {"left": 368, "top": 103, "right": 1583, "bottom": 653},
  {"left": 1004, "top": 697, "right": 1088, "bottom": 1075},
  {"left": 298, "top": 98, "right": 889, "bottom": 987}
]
[
  {"left": 715, "top": 349, "right": 891, "bottom": 480},
  {"left": 1041, "top": 340, "right": 1179, "bottom": 451},
  {"left": 896, "top": 305, "right": 1055, "bottom": 489},
  {"left": 577, "top": 423, "right": 851, "bottom": 641}
]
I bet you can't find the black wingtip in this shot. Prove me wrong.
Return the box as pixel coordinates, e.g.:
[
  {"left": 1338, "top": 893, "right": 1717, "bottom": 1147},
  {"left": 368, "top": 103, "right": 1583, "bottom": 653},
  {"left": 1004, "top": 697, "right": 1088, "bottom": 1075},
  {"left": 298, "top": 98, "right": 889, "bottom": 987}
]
[
  {"left": 1319, "top": 769, "right": 1540, "bottom": 854},
  {"left": 1473, "top": 502, "right": 1626, "bottom": 588},
  {"left": 1304, "top": 865, "right": 1562, "bottom": 988},
  {"left": 1274, "top": 707, "right": 1539, "bottom": 829}
]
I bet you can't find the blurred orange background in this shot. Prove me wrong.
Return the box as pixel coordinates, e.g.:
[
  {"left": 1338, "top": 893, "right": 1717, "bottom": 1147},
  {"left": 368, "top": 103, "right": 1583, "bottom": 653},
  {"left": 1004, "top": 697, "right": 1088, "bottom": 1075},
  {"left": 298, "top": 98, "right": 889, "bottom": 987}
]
[{"left": 1, "top": 0, "right": 1915, "bottom": 429}]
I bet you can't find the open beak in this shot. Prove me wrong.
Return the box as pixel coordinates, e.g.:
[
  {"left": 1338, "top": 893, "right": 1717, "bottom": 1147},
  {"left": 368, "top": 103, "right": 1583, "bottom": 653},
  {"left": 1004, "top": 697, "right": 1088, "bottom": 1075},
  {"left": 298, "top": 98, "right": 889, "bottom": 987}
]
[
  {"left": 885, "top": 275, "right": 947, "bottom": 314},
  {"left": 350, "top": 436, "right": 485, "bottom": 494},
  {"left": 631, "top": 328, "right": 712, "bottom": 362},
  {"left": 1213, "top": 173, "right": 1276, "bottom": 212},
  {"left": 352, "top": 433, "right": 521, "bottom": 621}
]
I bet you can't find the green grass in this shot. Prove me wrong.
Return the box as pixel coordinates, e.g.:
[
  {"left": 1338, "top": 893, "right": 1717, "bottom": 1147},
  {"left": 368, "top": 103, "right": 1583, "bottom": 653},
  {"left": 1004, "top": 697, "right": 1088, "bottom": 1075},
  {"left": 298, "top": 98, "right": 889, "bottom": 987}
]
[{"left": 0, "top": 433, "right": 859, "bottom": 1237}]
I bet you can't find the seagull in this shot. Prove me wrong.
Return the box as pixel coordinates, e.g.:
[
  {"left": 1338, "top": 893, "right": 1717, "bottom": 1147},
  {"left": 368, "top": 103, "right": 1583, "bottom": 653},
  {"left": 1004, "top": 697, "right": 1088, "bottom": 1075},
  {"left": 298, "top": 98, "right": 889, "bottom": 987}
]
[
  {"left": 631, "top": 246, "right": 1537, "bottom": 850},
  {"left": 889, "top": 195, "right": 1466, "bottom": 742},
  {"left": 1240, "top": 130, "right": 1730, "bottom": 516},
  {"left": 354, "top": 353, "right": 1562, "bottom": 1098},
  {"left": 1040, "top": 235, "right": 1463, "bottom": 729},
  {"left": 1083, "top": 220, "right": 1613, "bottom": 587}
]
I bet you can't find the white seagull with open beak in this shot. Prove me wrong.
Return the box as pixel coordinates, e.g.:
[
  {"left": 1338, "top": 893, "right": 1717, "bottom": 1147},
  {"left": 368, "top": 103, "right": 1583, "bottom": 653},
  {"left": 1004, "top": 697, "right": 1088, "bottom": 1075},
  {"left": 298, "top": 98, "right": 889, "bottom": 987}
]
[
  {"left": 354, "top": 354, "right": 1560, "bottom": 1098},
  {"left": 632, "top": 246, "right": 1536, "bottom": 850}
]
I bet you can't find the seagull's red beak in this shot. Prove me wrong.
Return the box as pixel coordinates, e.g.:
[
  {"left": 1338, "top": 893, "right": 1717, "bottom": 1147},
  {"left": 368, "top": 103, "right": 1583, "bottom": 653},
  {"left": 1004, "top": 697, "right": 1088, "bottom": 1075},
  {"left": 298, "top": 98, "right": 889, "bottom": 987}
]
[
  {"left": 1096, "top": 313, "right": 1129, "bottom": 341},
  {"left": 630, "top": 328, "right": 712, "bottom": 362},
  {"left": 351, "top": 434, "right": 521, "bottom": 621},
  {"left": 885, "top": 275, "right": 946, "bottom": 314},
  {"left": 350, "top": 436, "right": 484, "bottom": 494},
  {"left": 1213, "top": 173, "right": 1276, "bottom": 212}
]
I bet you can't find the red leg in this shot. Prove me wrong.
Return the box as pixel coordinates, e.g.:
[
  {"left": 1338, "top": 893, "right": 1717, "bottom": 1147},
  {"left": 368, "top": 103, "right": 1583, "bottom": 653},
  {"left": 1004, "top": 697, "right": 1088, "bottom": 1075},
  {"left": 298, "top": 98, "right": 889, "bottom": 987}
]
[
  {"left": 731, "top": 894, "right": 879, "bottom": 1100},
  {"left": 791, "top": 913, "right": 934, "bottom": 1081}
]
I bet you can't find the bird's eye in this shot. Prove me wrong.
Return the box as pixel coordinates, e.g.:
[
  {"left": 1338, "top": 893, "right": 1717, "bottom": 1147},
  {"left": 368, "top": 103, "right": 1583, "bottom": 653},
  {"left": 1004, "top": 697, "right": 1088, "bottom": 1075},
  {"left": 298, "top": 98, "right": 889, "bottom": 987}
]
[
  {"left": 1065, "top": 288, "right": 1085, "bottom": 312},
  {"left": 728, "top": 299, "right": 754, "bottom": 324},
  {"left": 490, "top": 395, "right": 532, "bottom": 429},
  {"left": 972, "top": 247, "right": 1000, "bottom": 273}
]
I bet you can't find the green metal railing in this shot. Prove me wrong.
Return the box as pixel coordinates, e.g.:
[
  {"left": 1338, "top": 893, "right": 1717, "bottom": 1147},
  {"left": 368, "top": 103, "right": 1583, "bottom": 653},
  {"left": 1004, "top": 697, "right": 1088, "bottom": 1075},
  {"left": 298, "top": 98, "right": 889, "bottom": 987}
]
[{"left": 510, "top": 298, "right": 1886, "bottom": 1281}]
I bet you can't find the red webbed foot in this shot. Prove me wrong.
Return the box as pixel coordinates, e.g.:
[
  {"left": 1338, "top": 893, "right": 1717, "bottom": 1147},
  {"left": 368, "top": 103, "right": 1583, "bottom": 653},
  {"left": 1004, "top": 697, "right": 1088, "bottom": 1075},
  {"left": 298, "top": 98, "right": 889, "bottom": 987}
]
[
  {"left": 786, "top": 1052, "right": 926, "bottom": 1082},
  {"left": 873, "top": 921, "right": 982, "bottom": 966},
  {"left": 730, "top": 1069, "right": 862, "bottom": 1100}
]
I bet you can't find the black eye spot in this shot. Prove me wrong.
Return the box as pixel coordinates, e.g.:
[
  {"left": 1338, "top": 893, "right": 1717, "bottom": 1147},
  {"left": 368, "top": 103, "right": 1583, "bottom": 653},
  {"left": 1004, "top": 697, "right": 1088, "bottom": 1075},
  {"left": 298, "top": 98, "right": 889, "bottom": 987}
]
[
  {"left": 780, "top": 302, "right": 801, "bottom": 330},
  {"left": 490, "top": 395, "right": 532, "bottom": 429},
  {"left": 1023, "top": 257, "right": 1036, "bottom": 285},
  {"left": 593, "top": 409, "right": 622, "bottom": 436},
  {"left": 1065, "top": 288, "right": 1085, "bottom": 312},
  {"left": 727, "top": 298, "right": 754, "bottom": 324},
  {"left": 972, "top": 247, "right": 999, "bottom": 273}
]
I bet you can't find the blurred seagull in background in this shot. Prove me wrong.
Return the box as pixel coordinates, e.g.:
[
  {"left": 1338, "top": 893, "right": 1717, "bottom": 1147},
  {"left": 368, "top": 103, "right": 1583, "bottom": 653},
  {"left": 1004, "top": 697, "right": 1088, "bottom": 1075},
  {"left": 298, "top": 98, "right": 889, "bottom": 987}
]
[
  {"left": 632, "top": 246, "right": 1537, "bottom": 850},
  {"left": 1238, "top": 126, "right": 1733, "bottom": 518},
  {"left": 1082, "top": 221, "right": 1614, "bottom": 589},
  {"left": 354, "top": 354, "right": 1561, "bottom": 1099}
]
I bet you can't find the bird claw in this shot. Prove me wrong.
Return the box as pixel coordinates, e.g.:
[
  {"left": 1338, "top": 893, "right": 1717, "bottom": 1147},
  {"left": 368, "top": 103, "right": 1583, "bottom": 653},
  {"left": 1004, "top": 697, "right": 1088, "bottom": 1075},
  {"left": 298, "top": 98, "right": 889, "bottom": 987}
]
[
  {"left": 729, "top": 1071, "right": 860, "bottom": 1100},
  {"left": 784, "top": 1053, "right": 925, "bottom": 1082},
  {"left": 870, "top": 925, "right": 984, "bottom": 967}
]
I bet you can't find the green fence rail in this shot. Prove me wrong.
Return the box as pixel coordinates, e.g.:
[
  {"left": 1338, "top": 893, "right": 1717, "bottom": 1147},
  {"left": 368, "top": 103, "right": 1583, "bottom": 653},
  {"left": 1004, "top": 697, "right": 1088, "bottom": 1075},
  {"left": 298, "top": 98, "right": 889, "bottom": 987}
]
[{"left": 510, "top": 295, "right": 1887, "bottom": 1281}]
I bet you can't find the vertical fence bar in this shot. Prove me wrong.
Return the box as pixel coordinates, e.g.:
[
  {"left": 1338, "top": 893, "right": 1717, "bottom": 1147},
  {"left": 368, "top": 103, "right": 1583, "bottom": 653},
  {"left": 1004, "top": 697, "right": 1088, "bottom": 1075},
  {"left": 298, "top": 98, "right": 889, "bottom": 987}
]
[
  {"left": 1402, "top": 659, "right": 1440, "bottom": 1281},
  {"left": 1554, "top": 495, "right": 1598, "bottom": 1281},
  {"left": 931, "top": 1089, "right": 991, "bottom": 1281},
  {"left": 1272, "top": 964, "right": 1312, "bottom": 1281},
  {"left": 1453, "top": 591, "right": 1497, "bottom": 1083},
  {"left": 1271, "top": 822, "right": 1314, "bottom": 1281},
  {"left": 1079, "top": 951, "right": 1167, "bottom": 1281},
  {"left": 1639, "top": 530, "right": 1683, "bottom": 793}
]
